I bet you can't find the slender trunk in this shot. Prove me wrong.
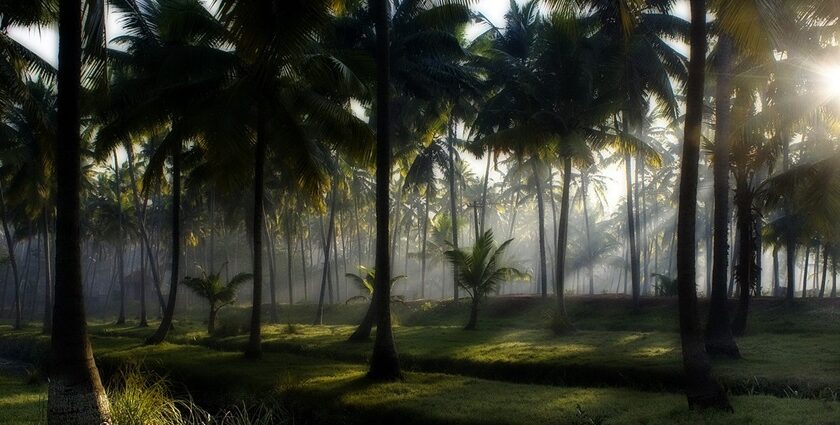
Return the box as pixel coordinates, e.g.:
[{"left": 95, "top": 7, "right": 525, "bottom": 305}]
[
  {"left": 285, "top": 219, "right": 295, "bottom": 305},
  {"left": 704, "top": 36, "right": 738, "bottom": 357},
  {"left": 264, "top": 210, "right": 278, "bottom": 323},
  {"left": 447, "top": 121, "right": 460, "bottom": 301},
  {"left": 676, "top": 0, "right": 731, "bottom": 409},
  {"left": 552, "top": 157, "right": 573, "bottom": 334},
  {"left": 1, "top": 184, "right": 22, "bottom": 330},
  {"left": 245, "top": 115, "right": 267, "bottom": 359},
  {"left": 49, "top": 0, "right": 112, "bottom": 418},
  {"left": 831, "top": 255, "right": 837, "bottom": 297},
  {"left": 114, "top": 152, "right": 126, "bottom": 325},
  {"left": 139, "top": 238, "right": 147, "bottom": 327},
  {"left": 532, "top": 160, "right": 548, "bottom": 298},
  {"left": 315, "top": 183, "right": 338, "bottom": 325},
  {"left": 145, "top": 139, "right": 181, "bottom": 345},
  {"left": 802, "top": 246, "right": 810, "bottom": 299},
  {"left": 42, "top": 209, "right": 53, "bottom": 333},
  {"left": 508, "top": 190, "right": 519, "bottom": 239},
  {"left": 349, "top": 298, "right": 377, "bottom": 341},
  {"left": 772, "top": 246, "right": 780, "bottom": 296},
  {"left": 624, "top": 150, "right": 641, "bottom": 311},
  {"left": 819, "top": 244, "right": 828, "bottom": 298},
  {"left": 368, "top": 0, "right": 401, "bottom": 380},
  {"left": 731, "top": 181, "right": 754, "bottom": 336},
  {"left": 300, "top": 223, "right": 308, "bottom": 302},
  {"left": 480, "top": 152, "right": 491, "bottom": 234},
  {"left": 420, "top": 189, "right": 430, "bottom": 299},
  {"left": 582, "top": 174, "right": 595, "bottom": 295}
]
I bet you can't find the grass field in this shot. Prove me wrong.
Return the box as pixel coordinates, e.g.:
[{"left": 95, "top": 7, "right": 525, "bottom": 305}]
[{"left": 1, "top": 296, "right": 839, "bottom": 424}]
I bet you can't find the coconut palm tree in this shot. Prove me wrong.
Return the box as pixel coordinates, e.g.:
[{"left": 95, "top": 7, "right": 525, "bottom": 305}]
[
  {"left": 347, "top": 266, "right": 405, "bottom": 341},
  {"left": 445, "top": 229, "right": 524, "bottom": 330},
  {"left": 48, "top": 0, "right": 112, "bottom": 421},
  {"left": 182, "top": 266, "right": 252, "bottom": 334},
  {"left": 674, "top": 0, "right": 731, "bottom": 410}
]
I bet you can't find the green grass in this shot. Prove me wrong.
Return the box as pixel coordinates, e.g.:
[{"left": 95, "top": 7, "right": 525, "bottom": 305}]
[
  {"left": 1, "top": 332, "right": 838, "bottom": 425},
  {"left": 79, "top": 320, "right": 840, "bottom": 398},
  {"left": 0, "top": 374, "right": 46, "bottom": 424}
]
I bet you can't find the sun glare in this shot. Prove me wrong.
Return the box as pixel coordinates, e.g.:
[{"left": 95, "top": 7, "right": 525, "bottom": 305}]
[{"left": 819, "top": 64, "right": 840, "bottom": 98}]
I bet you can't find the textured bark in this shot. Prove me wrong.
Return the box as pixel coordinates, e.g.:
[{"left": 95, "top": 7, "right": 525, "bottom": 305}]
[
  {"left": 368, "top": 0, "right": 401, "bottom": 381},
  {"left": 245, "top": 115, "right": 267, "bottom": 359},
  {"left": 676, "top": 0, "right": 731, "bottom": 410},
  {"left": 704, "top": 36, "right": 739, "bottom": 357},
  {"left": 49, "top": 0, "right": 112, "bottom": 420}
]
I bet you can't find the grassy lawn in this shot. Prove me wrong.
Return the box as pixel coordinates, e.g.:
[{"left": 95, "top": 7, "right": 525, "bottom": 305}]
[
  {"left": 77, "top": 319, "right": 840, "bottom": 397},
  {"left": 0, "top": 374, "right": 46, "bottom": 424},
  {"left": 1, "top": 330, "right": 838, "bottom": 425}
]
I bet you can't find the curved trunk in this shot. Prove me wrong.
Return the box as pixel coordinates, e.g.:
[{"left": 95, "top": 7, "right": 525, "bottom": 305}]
[
  {"left": 368, "top": 0, "right": 401, "bottom": 380},
  {"left": 532, "top": 160, "right": 548, "bottom": 298},
  {"left": 245, "top": 115, "right": 267, "bottom": 359},
  {"left": 139, "top": 238, "right": 147, "bottom": 327},
  {"left": 348, "top": 299, "right": 376, "bottom": 341},
  {"left": 552, "top": 157, "right": 573, "bottom": 334},
  {"left": 704, "top": 36, "right": 739, "bottom": 357},
  {"left": 145, "top": 139, "right": 182, "bottom": 345},
  {"left": 676, "top": 0, "right": 731, "bottom": 409},
  {"left": 801, "top": 246, "right": 810, "bottom": 299},
  {"left": 49, "top": 0, "right": 112, "bottom": 420},
  {"left": 208, "top": 306, "right": 217, "bottom": 335}
]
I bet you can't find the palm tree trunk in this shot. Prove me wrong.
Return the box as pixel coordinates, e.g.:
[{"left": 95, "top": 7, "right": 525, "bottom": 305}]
[
  {"left": 139, "top": 238, "right": 148, "bottom": 327},
  {"left": 0, "top": 184, "right": 21, "bottom": 330},
  {"left": 532, "top": 160, "right": 548, "bottom": 298},
  {"left": 114, "top": 152, "right": 126, "bottom": 325},
  {"left": 315, "top": 183, "right": 338, "bottom": 325},
  {"left": 285, "top": 218, "right": 295, "bottom": 305},
  {"left": 731, "top": 180, "right": 755, "bottom": 336},
  {"left": 464, "top": 294, "right": 480, "bottom": 330},
  {"left": 624, "top": 150, "right": 641, "bottom": 311},
  {"left": 421, "top": 189, "right": 430, "bottom": 299},
  {"left": 447, "top": 121, "right": 460, "bottom": 301},
  {"left": 480, "top": 152, "right": 491, "bottom": 234},
  {"left": 42, "top": 208, "right": 53, "bottom": 334},
  {"left": 245, "top": 114, "right": 267, "bottom": 359},
  {"left": 819, "top": 244, "right": 828, "bottom": 298},
  {"left": 704, "top": 35, "right": 738, "bottom": 357},
  {"left": 582, "top": 174, "right": 595, "bottom": 295},
  {"left": 368, "top": 0, "right": 401, "bottom": 381},
  {"left": 49, "top": 0, "right": 112, "bottom": 419},
  {"left": 801, "top": 245, "right": 810, "bottom": 299},
  {"left": 552, "top": 157, "right": 573, "bottom": 334},
  {"left": 772, "top": 246, "right": 780, "bottom": 296},
  {"left": 208, "top": 306, "right": 217, "bottom": 335},
  {"left": 125, "top": 143, "right": 167, "bottom": 314},
  {"left": 831, "top": 256, "right": 837, "bottom": 298},
  {"left": 264, "top": 210, "right": 278, "bottom": 323},
  {"left": 145, "top": 139, "right": 182, "bottom": 345},
  {"left": 676, "top": 0, "right": 731, "bottom": 409}
]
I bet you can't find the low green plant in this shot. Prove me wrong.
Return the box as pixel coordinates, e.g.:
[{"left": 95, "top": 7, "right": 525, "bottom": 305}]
[
  {"left": 108, "top": 365, "right": 185, "bottom": 425},
  {"left": 182, "top": 265, "right": 253, "bottom": 334}
]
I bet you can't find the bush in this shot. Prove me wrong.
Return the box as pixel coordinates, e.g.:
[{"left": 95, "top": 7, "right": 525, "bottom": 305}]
[{"left": 212, "top": 320, "right": 249, "bottom": 338}]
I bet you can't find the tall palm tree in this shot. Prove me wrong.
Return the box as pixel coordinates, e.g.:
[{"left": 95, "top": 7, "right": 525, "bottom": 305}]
[
  {"left": 367, "top": 0, "right": 400, "bottom": 381},
  {"left": 674, "top": 0, "right": 731, "bottom": 410},
  {"left": 48, "top": 0, "right": 112, "bottom": 421}
]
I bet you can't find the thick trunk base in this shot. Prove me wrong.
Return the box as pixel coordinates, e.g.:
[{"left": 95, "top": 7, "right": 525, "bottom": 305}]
[
  {"left": 367, "top": 343, "right": 402, "bottom": 381},
  {"left": 348, "top": 302, "right": 375, "bottom": 342}
]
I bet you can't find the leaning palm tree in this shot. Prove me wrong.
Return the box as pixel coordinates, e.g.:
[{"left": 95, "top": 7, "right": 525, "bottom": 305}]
[
  {"left": 674, "top": 0, "right": 731, "bottom": 411},
  {"left": 445, "top": 230, "right": 524, "bottom": 330},
  {"left": 48, "top": 0, "right": 112, "bottom": 422},
  {"left": 347, "top": 266, "right": 405, "bottom": 342},
  {"left": 182, "top": 266, "right": 252, "bottom": 335}
]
